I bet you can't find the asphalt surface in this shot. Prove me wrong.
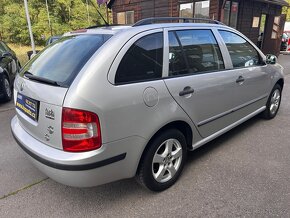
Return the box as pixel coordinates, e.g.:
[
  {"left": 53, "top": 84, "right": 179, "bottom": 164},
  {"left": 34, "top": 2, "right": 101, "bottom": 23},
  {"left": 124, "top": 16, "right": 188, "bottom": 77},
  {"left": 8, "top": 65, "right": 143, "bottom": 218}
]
[{"left": 0, "top": 58, "right": 290, "bottom": 217}]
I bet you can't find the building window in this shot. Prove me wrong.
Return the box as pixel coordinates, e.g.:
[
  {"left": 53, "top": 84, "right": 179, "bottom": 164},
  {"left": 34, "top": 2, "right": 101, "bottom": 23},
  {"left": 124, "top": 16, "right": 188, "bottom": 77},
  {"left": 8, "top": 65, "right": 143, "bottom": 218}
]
[
  {"left": 271, "top": 16, "right": 280, "bottom": 39},
  {"left": 179, "top": 3, "right": 193, "bottom": 18},
  {"left": 221, "top": 1, "right": 239, "bottom": 29},
  {"left": 179, "top": 1, "right": 210, "bottom": 19},
  {"left": 117, "top": 11, "right": 134, "bottom": 25},
  {"left": 194, "top": 1, "right": 210, "bottom": 19}
]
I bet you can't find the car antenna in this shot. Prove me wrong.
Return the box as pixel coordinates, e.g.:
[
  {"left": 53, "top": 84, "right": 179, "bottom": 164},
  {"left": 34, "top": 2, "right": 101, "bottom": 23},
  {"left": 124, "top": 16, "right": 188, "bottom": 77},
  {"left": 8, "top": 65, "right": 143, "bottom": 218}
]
[{"left": 97, "top": 9, "right": 109, "bottom": 26}]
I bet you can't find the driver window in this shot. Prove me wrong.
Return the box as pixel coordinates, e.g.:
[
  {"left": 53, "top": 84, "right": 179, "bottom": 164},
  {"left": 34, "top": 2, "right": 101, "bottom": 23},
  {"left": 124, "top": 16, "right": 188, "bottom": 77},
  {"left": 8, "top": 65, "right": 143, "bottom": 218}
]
[{"left": 219, "top": 30, "right": 263, "bottom": 68}]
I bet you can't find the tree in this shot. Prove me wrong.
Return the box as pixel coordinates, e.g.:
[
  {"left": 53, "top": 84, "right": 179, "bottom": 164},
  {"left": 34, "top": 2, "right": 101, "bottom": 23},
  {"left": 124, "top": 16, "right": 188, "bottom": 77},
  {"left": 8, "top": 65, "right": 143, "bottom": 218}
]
[
  {"left": 0, "top": 0, "right": 109, "bottom": 45},
  {"left": 282, "top": 0, "right": 290, "bottom": 21}
]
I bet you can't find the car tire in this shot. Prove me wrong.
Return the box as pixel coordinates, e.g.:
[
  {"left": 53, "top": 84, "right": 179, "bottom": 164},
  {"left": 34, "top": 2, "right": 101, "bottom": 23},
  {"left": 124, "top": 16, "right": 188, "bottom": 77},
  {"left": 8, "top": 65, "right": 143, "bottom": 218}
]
[
  {"left": 261, "top": 84, "right": 282, "bottom": 120},
  {"left": 1, "top": 74, "right": 12, "bottom": 102},
  {"left": 136, "top": 129, "right": 187, "bottom": 192}
]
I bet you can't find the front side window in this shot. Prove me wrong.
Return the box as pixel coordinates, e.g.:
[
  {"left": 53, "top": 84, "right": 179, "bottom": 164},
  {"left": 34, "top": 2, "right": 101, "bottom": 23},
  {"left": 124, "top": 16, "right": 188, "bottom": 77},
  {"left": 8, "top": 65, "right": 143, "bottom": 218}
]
[
  {"left": 168, "top": 29, "right": 224, "bottom": 76},
  {"left": 219, "top": 30, "right": 262, "bottom": 68},
  {"left": 115, "top": 33, "right": 163, "bottom": 84}
]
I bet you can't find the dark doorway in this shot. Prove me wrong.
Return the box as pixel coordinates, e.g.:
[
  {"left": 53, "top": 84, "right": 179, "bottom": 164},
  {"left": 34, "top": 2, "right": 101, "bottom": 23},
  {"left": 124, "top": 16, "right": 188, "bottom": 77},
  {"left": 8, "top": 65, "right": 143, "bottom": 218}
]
[
  {"left": 262, "top": 14, "right": 286, "bottom": 56},
  {"left": 258, "top": 14, "right": 267, "bottom": 49},
  {"left": 221, "top": 1, "right": 239, "bottom": 29}
]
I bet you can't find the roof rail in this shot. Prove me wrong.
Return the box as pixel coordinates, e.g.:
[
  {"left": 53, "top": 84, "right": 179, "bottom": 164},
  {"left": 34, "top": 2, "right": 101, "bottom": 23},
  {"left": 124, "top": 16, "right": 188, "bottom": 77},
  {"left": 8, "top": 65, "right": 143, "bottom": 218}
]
[
  {"left": 133, "top": 17, "right": 225, "bottom": 27},
  {"left": 86, "top": 24, "right": 111, "bottom": 29}
]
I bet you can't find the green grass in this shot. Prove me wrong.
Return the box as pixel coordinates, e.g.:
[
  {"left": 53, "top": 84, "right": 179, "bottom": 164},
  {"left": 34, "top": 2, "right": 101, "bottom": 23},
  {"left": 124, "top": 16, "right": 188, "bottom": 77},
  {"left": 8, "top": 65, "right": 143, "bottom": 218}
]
[{"left": 8, "top": 44, "right": 44, "bottom": 66}]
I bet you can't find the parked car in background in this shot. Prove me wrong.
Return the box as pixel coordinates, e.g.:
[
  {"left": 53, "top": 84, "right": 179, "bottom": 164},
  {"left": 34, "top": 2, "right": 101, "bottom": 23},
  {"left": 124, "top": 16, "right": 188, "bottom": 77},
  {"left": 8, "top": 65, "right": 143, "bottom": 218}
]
[
  {"left": 11, "top": 18, "right": 284, "bottom": 192},
  {"left": 45, "top": 36, "right": 61, "bottom": 46},
  {"left": 280, "top": 33, "right": 289, "bottom": 51},
  {"left": 0, "top": 41, "right": 21, "bottom": 102},
  {"left": 283, "top": 31, "right": 290, "bottom": 51}
]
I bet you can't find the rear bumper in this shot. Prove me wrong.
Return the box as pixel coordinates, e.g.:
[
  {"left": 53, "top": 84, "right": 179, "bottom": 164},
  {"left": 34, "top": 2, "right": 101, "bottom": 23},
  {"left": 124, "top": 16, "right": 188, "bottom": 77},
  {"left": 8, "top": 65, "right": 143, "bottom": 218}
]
[{"left": 11, "top": 116, "right": 147, "bottom": 187}]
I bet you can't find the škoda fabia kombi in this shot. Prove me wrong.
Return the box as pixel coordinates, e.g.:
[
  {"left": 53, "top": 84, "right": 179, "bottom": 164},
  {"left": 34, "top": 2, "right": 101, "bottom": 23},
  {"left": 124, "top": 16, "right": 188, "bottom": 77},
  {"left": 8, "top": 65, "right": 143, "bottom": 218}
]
[{"left": 11, "top": 18, "right": 284, "bottom": 191}]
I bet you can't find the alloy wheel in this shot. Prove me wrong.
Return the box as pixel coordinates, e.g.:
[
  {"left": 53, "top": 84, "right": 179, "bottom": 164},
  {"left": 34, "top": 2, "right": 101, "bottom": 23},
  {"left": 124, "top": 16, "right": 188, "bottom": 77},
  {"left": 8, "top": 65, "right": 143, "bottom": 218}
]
[
  {"left": 152, "top": 138, "right": 183, "bottom": 183},
  {"left": 270, "top": 89, "right": 281, "bottom": 115}
]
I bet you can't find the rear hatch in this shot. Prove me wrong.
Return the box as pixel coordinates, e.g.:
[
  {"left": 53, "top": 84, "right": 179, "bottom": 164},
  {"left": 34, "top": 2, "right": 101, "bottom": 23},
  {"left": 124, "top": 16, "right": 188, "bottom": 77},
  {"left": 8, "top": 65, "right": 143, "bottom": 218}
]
[{"left": 14, "top": 34, "right": 111, "bottom": 150}]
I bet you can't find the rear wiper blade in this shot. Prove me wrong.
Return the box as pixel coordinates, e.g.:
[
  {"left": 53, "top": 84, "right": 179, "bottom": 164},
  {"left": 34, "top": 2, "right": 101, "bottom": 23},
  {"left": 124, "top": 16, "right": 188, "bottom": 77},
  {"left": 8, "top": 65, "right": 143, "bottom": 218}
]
[{"left": 24, "top": 71, "right": 61, "bottom": 87}]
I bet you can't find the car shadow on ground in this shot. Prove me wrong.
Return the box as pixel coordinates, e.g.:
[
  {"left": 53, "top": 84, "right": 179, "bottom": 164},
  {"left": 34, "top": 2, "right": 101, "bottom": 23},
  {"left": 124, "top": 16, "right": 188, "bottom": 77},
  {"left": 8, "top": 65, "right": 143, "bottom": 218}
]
[
  {"left": 185, "top": 115, "right": 262, "bottom": 166},
  {"left": 0, "top": 97, "right": 14, "bottom": 112}
]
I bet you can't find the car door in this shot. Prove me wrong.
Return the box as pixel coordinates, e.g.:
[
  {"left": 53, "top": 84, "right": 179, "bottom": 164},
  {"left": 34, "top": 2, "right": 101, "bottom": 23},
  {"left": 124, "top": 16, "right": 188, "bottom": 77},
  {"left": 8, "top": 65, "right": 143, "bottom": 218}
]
[
  {"left": 218, "top": 30, "right": 271, "bottom": 120},
  {"left": 163, "top": 28, "right": 240, "bottom": 138}
]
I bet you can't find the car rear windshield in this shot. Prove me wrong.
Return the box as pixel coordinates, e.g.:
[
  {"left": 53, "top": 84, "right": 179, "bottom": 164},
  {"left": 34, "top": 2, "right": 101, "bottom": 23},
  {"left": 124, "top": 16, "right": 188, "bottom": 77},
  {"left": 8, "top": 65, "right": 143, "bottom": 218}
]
[{"left": 20, "top": 34, "right": 112, "bottom": 87}]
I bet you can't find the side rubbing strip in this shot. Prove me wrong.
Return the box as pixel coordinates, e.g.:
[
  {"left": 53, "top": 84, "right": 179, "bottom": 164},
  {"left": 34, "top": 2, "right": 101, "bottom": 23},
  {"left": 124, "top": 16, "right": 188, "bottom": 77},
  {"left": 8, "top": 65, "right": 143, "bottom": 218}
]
[{"left": 197, "top": 95, "right": 268, "bottom": 127}]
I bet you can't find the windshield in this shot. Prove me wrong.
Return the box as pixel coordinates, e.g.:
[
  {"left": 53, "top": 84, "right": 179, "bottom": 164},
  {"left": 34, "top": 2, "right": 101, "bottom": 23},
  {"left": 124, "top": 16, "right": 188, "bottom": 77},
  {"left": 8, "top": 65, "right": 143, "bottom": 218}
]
[{"left": 21, "top": 34, "right": 112, "bottom": 87}]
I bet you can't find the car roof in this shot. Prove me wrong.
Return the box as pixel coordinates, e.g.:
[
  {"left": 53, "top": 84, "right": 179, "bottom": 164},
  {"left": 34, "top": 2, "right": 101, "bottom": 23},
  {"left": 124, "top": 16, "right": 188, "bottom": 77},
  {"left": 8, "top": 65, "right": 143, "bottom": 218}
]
[
  {"left": 63, "top": 26, "right": 131, "bottom": 36},
  {"left": 64, "top": 22, "right": 233, "bottom": 37}
]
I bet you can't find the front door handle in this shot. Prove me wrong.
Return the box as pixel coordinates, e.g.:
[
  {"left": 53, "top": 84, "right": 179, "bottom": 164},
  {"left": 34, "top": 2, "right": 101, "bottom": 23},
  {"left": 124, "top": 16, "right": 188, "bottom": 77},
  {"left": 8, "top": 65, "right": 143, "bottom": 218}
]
[
  {"left": 236, "top": 76, "right": 245, "bottom": 84},
  {"left": 179, "top": 86, "right": 194, "bottom": 96}
]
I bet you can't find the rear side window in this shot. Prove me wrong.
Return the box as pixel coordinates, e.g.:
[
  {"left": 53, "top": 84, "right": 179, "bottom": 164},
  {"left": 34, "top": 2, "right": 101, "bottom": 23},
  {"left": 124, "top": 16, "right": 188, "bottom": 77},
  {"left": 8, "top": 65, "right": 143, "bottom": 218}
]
[
  {"left": 168, "top": 29, "right": 224, "bottom": 76},
  {"left": 21, "top": 34, "right": 112, "bottom": 87},
  {"left": 219, "top": 30, "right": 262, "bottom": 68},
  {"left": 115, "top": 33, "right": 163, "bottom": 84}
]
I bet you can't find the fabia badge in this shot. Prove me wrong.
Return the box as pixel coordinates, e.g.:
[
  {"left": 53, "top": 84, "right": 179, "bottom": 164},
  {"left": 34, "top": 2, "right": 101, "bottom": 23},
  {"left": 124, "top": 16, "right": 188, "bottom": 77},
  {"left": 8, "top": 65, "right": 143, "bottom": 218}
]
[{"left": 45, "top": 108, "right": 55, "bottom": 120}]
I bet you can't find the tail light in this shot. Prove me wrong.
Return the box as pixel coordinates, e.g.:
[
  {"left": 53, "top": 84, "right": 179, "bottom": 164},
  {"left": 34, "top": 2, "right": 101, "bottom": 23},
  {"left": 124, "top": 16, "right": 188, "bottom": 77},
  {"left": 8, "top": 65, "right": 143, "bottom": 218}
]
[{"left": 62, "top": 108, "right": 101, "bottom": 152}]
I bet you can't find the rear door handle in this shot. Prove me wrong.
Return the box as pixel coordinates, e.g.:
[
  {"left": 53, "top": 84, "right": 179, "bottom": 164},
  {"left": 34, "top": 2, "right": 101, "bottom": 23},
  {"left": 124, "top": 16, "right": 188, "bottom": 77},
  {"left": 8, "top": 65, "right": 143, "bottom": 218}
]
[
  {"left": 179, "top": 86, "right": 194, "bottom": 96},
  {"left": 236, "top": 76, "right": 245, "bottom": 84}
]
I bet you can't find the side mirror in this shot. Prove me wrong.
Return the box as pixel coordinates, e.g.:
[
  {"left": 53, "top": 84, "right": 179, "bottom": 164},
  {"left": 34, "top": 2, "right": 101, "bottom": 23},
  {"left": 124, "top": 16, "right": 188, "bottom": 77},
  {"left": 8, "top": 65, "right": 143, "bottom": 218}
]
[{"left": 266, "top": 54, "right": 277, "bottom": 64}]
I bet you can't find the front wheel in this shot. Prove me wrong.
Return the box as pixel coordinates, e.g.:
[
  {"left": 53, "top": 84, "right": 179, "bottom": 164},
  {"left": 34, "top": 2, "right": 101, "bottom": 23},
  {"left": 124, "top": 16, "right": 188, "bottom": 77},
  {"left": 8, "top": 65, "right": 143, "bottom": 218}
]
[
  {"left": 262, "top": 84, "right": 282, "bottom": 119},
  {"left": 136, "top": 129, "right": 187, "bottom": 192}
]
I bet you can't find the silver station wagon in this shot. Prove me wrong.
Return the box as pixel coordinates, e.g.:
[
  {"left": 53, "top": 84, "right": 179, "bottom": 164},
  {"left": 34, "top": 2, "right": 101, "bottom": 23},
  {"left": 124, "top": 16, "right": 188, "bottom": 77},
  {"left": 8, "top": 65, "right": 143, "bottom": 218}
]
[{"left": 11, "top": 18, "right": 284, "bottom": 192}]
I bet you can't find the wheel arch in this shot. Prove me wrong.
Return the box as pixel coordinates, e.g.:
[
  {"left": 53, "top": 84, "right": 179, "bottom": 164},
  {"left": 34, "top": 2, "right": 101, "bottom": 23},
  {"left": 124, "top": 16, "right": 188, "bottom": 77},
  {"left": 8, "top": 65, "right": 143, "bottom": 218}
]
[
  {"left": 136, "top": 120, "right": 193, "bottom": 174},
  {"left": 276, "top": 78, "right": 284, "bottom": 90}
]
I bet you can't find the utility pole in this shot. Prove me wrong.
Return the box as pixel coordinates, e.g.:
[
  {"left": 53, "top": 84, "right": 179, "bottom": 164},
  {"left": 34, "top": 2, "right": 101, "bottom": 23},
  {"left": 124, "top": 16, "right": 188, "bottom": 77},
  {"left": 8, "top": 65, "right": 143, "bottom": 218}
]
[
  {"left": 45, "top": 0, "right": 53, "bottom": 36},
  {"left": 24, "top": 0, "right": 36, "bottom": 55},
  {"left": 86, "top": 0, "right": 90, "bottom": 25}
]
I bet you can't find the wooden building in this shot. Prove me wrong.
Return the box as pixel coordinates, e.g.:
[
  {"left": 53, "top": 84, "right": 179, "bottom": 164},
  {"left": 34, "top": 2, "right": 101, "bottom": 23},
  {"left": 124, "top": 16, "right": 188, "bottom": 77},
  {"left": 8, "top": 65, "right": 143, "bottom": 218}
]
[{"left": 108, "top": 0, "right": 288, "bottom": 55}]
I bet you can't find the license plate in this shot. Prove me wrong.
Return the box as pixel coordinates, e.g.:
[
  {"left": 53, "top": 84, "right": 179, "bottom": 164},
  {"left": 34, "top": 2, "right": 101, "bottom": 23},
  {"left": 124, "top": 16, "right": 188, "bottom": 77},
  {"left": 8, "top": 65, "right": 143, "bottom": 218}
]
[{"left": 16, "top": 93, "right": 39, "bottom": 121}]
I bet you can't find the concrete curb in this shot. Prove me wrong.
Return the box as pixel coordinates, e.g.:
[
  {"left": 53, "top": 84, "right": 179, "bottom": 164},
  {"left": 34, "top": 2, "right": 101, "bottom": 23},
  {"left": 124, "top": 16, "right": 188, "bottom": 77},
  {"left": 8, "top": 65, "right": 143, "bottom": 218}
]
[{"left": 280, "top": 51, "right": 290, "bottom": 55}]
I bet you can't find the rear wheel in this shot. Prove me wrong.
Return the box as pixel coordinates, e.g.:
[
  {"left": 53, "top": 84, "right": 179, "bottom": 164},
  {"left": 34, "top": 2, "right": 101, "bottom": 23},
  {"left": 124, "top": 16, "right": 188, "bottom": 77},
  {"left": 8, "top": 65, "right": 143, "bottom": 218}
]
[
  {"left": 1, "top": 74, "right": 12, "bottom": 102},
  {"left": 262, "top": 84, "right": 282, "bottom": 119},
  {"left": 136, "top": 129, "right": 187, "bottom": 192}
]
